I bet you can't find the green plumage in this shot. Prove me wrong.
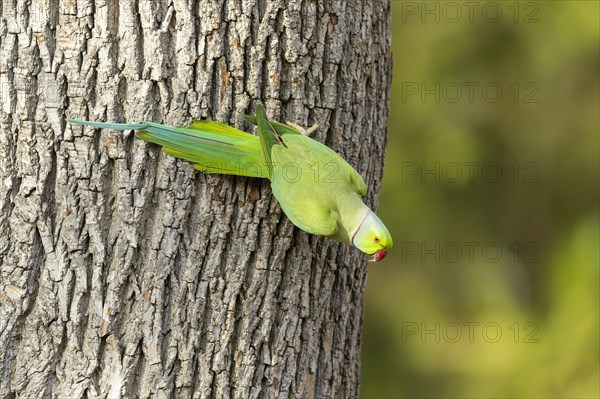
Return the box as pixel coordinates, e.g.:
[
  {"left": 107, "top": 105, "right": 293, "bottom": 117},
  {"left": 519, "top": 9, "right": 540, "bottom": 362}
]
[{"left": 67, "top": 105, "right": 392, "bottom": 261}]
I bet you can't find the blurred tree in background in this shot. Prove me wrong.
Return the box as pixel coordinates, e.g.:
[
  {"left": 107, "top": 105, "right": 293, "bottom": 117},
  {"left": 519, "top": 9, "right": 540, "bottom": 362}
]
[{"left": 361, "top": 1, "right": 599, "bottom": 398}]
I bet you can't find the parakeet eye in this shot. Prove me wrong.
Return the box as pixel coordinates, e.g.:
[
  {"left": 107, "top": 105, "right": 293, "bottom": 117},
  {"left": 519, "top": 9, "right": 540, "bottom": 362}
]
[{"left": 374, "top": 236, "right": 380, "bottom": 243}]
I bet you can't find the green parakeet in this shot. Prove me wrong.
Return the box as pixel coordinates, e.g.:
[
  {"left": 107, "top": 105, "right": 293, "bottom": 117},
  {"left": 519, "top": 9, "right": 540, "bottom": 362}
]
[{"left": 68, "top": 105, "right": 392, "bottom": 261}]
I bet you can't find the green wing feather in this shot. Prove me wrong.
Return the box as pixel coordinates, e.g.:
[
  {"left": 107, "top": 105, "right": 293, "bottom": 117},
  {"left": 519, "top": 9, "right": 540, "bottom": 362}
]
[
  {"left": 254, "top": 105, "right": 285, "bottom": 179},
  {"left": 245, "top": 115, "right": 303, "bottom": 136}
]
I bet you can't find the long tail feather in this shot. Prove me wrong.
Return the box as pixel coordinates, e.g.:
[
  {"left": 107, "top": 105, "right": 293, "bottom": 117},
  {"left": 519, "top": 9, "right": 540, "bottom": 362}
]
[
  {"left": 68, "top": 118, "right": 268, "bottom": 178},
  {"left": 67, "top": 119, "right": 147, "bottom": 130}
]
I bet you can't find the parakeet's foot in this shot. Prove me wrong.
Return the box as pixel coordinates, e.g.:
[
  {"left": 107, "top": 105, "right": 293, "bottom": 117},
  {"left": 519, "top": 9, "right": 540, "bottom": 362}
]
[{"left": 286, "top": 121, "right": 318, "bottom": 136}]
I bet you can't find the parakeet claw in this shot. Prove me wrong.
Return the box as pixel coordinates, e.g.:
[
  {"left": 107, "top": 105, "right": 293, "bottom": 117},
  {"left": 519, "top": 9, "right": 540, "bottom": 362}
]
[
  {"left": 305, "top": 123, "right": 318, "bottom": 135},
  {"left": 286, "top": 121, "right": 318, "bottom": 136}
]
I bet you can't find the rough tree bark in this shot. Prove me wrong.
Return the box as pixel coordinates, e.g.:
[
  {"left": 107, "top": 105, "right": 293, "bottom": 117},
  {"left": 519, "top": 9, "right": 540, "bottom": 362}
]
[{"left": 0, "top": 0, "right": 391, "bottom": 398}]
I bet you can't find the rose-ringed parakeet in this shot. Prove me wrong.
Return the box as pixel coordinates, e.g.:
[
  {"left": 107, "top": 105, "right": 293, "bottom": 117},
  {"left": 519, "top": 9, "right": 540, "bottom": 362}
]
[{"left": 68, "top": 105, "right": 392, "bottom": 261}]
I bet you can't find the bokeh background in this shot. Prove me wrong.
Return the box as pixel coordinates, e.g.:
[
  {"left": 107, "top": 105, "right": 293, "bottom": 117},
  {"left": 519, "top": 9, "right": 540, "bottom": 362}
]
[{"left": 361, "top": 1, "right": 599, "bottom": 398}]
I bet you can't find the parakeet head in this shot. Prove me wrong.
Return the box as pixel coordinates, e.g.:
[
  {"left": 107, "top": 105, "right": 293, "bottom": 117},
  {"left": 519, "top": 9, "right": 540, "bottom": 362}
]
[{"left": 351, "top": 209, "right": 393, "bottom": 262}]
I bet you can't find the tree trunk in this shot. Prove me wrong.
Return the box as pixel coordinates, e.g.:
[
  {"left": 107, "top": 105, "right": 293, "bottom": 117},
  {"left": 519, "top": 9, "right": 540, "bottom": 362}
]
[{"left": 0, "top": 0, "right": 391, "bottom": 397}]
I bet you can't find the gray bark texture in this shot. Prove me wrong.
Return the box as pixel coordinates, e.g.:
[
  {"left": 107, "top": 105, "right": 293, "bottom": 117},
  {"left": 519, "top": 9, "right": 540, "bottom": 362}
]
[{"left": 0, "top": 0, "right": 391, "bottom": 398}]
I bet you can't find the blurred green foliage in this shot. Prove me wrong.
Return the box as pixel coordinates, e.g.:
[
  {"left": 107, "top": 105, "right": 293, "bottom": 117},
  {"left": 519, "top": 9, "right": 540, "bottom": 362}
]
[{"left": 361, "top": 1, "right": 599, "bottom": 398}]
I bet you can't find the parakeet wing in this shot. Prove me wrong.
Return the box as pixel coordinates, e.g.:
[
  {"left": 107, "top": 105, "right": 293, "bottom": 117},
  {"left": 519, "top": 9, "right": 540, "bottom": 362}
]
[
  {"left": 246, "top": 113, "right": 367, "bottom": 195},
  {"left": 251, "top": 108, "right": 337, "bottom": 236},
  {"left": 269, "top": 134, "right": 354, "bottom": 237}
]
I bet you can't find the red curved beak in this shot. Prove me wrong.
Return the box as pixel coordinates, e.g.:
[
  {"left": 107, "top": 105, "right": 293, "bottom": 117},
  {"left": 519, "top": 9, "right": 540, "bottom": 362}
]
[{"left": 370, "top": 249, "right": 388, "bottom": 262}]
